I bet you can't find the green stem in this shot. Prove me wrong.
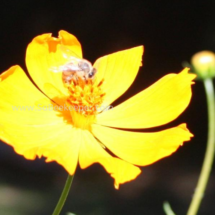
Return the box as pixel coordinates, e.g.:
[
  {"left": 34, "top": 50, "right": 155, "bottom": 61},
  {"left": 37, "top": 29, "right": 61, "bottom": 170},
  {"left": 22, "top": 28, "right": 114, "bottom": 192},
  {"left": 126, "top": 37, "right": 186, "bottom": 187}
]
[
  {"left": 52, "top": 175, "right": 74, "bottom": 215},
  {"left": 187, "top": 78, "right": 215, "bottom": 215},
  {"left": 163, "top": 201, "right": 176, "bottom": 215}
]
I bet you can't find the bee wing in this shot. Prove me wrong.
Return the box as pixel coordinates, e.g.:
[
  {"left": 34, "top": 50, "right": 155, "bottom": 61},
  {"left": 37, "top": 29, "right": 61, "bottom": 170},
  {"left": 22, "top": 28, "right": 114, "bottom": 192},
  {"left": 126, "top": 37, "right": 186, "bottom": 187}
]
[
  {"left": 50, "top": 62, "right": 82, "bottom": 73},
  {"left": 60, "top": 45, "right": 82, "bottom": 59},
  {"left": 49, "top": 65, "right": 66, "bottom": 73},
  {"left": 49, "top": 45, "right": 82, "bottom": 73}
]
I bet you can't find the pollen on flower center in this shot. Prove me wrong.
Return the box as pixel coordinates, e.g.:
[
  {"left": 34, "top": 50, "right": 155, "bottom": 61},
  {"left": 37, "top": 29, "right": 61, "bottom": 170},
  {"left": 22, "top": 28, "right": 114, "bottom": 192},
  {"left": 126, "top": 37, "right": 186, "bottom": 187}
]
[{"left": 65, "top": 78, "right": 105, "bottom": 129}]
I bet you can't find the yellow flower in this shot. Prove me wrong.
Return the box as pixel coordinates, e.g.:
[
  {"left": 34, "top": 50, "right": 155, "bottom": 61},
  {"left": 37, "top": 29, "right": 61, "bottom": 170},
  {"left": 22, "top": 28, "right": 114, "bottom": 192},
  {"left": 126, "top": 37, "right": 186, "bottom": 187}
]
[{"left": 0, "top": 31, "right": 195, "bottom": 189}]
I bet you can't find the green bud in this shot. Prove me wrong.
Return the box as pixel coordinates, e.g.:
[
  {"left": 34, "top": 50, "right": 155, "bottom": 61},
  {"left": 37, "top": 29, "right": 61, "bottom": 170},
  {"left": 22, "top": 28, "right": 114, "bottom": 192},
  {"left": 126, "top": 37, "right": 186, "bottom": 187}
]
[{"left": 191, "top": 51, "right": 215, "bottom": 79}]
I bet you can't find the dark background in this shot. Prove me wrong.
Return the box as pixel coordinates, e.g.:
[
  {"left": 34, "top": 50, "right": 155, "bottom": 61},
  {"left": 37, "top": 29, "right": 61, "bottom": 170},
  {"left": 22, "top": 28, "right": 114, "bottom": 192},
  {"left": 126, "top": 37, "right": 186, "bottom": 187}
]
[{"left": 0, "top": 0, "right": 215, "bottom": 214}]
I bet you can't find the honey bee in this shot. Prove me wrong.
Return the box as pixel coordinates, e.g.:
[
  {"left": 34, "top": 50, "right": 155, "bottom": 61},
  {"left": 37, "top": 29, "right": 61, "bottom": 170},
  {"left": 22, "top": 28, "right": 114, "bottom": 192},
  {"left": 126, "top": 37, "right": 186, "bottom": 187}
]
[{"left": 50, "top": 45, "right": 97, "bottom": 84}]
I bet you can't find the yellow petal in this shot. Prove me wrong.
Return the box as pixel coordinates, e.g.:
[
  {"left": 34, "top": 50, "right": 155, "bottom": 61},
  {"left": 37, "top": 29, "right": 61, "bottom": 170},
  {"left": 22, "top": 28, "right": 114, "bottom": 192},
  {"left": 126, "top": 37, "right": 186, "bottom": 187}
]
[
  {"left": 93, "top": 46, "right": 143, "bottom": 106},
  {"left": 26, "top": 30, "right": 82, "bottom": 102},
  {"left": 96, "top": 68, "right": 196, "bottom": 128},
  {"left": 79, "top": 130, "right": 141, "bottom": 189},
  {"left": 0, "top": 66, "right": 79, "bottom": 174},
  {"left": 92, "top": 123, "right": 193, "bottom": 166}
]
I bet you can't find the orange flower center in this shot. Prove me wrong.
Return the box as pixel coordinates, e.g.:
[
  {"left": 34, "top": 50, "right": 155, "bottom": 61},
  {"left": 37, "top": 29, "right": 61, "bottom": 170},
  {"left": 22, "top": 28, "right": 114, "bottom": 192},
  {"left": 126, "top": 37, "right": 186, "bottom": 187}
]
[{"left": 65, "top": 78, "right": 105, "bottom": 129}]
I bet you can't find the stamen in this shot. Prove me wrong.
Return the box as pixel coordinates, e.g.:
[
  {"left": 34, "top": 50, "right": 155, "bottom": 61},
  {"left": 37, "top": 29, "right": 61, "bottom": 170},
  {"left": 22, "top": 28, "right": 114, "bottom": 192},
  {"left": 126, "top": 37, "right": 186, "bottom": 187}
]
[
  {"left": 97, "top": 79, "right": 104, "bottom": 87},
  {"left": 66, "top": 78, "right": 104, "bottom": 118}
]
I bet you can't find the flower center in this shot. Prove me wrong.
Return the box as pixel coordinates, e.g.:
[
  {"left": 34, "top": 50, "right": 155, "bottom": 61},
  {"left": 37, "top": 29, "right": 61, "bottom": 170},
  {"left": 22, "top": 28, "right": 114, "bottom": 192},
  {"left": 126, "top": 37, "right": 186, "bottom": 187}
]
[{"left": 65, "top": 78, "right": 105, "bottom": 129}]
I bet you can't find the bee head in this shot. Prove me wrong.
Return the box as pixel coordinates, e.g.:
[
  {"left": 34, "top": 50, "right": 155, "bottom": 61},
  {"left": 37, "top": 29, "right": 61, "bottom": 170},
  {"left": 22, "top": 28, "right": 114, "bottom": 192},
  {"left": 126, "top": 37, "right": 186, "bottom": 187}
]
[{"left": 88, "top": 68, "right": 97, "bottom": 79}]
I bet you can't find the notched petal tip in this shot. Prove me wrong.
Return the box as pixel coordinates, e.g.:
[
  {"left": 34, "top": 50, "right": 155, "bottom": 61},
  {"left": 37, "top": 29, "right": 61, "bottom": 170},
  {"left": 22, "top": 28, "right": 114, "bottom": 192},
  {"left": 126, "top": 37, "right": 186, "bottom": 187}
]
[
  {"left": 127, "top": 45, "right": 144, "bottom": 65},
  {"left": 172, "top": 123, "right": 194, "bottom": 148},
  {"left": 137, "top": 45, "right": 144, "bottom": 67},
  {"left": 0, "top": 65, "right": 21, "bottom": 82},
  {"left": 113, "top": 165, "right": 142, "bottom": 189},
  {"left": 32, "top": 33, "right": 52, "bottom": 44},
  {"left": 181, "top": 67, "right": 197, "bottom": 83},
  {"left": 178, "top": 123, "right": 194, "bottom": 138},
  {"left": 29, "top": 30, "right": 82, "bottom": 56}
]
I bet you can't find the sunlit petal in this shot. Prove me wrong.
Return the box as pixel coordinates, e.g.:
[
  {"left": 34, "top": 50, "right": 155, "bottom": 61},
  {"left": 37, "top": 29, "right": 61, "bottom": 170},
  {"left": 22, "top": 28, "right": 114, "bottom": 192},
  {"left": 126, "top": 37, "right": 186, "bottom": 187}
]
[
  {"left": 79, "top": 130, "right": 141, "bottom": 189},
  {"left": 0, "top": 66, "right": 79, "bottom": 174},
  {"left": 92, "top": 123, "right": 193, "bottom": 166},
  {"left": 93, "top": 46, "right": 143, "bottom": 106},
  {"left": 96, "top": 68, "right": 196, "bottom": 128},
  {"left": 26, "top": 30, "right": 82, "bottom": 102}
]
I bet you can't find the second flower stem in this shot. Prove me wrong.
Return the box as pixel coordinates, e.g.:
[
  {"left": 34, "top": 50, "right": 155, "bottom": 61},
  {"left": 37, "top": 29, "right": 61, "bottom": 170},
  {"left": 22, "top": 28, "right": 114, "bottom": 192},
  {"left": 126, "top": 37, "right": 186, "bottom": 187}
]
[{"left": 187, "top": 78, "right": 215, "bottom": 215}]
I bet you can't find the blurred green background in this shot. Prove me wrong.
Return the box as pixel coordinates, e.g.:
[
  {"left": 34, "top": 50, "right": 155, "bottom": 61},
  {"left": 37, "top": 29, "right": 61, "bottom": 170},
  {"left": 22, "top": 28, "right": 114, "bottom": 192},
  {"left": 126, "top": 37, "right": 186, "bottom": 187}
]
[{"left": 0, "top": 0, "right": 215, "bottom": 214}]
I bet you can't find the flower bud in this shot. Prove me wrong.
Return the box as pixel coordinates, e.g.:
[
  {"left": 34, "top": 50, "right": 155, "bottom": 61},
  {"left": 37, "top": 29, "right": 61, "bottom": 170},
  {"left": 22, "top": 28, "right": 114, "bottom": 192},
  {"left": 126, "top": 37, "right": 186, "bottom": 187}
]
[{"left": 191, "top": 51, "right": 215, "bottom": 79}]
